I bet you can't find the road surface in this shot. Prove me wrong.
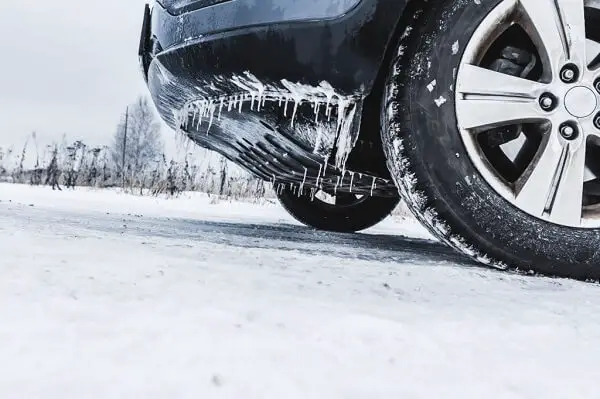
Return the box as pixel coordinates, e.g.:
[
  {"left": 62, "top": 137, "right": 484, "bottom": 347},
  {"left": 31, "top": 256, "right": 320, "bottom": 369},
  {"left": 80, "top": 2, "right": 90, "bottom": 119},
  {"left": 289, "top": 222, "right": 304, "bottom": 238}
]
[{"left": 1, "top": 184, "right": 599, "bottom": 398}]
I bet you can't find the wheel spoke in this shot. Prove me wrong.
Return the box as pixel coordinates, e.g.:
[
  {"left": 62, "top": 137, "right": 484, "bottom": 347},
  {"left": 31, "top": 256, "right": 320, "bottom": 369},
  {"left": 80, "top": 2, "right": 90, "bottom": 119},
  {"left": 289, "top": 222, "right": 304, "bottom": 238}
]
[
  {"left": 456, "top": 64, "right": 548, "bottom": 130},
  {"left": 549, "top": 141, "right": 586, "bottom": 225},
  {"left": 519, "top": 0, "right": 587, "bottom": 68},
  {"left": 586, "top": 38, "right": 600, "bottom": 67},
  {"left": 515, "top": 131, "right": 585, "bottom": 225}
]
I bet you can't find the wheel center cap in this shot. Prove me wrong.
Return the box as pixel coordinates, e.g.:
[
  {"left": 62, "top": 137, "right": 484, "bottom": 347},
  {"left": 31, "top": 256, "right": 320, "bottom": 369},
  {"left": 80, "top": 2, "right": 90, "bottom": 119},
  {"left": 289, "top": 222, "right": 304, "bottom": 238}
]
[{"left": 564, "top": 86, "right": 597, "bottom": 118}]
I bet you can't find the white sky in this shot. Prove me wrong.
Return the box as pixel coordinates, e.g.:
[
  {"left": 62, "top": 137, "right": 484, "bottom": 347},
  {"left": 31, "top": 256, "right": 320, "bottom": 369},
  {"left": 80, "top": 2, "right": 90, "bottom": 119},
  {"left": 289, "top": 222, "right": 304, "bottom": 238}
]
[{"left": 0, "top": 0, "right": 165, "bottom": 150}]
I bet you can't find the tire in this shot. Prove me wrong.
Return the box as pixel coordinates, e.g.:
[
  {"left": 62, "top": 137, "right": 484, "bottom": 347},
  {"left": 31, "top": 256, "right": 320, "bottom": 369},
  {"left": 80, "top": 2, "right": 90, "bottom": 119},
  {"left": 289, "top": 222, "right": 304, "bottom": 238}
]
[
  {"left": 276, "top": 188, "right": 400, "bottom": 233},
  {"left": 381, "top": 0, "right": 600, "bottom": 280}
]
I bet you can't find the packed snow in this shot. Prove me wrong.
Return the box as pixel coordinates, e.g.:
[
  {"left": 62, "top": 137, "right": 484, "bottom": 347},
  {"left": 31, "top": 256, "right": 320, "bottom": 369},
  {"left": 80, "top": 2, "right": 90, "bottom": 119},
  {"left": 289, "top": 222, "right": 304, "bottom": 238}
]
[{"left": 1, "top": 183, "right": 600, "bottom": 398}]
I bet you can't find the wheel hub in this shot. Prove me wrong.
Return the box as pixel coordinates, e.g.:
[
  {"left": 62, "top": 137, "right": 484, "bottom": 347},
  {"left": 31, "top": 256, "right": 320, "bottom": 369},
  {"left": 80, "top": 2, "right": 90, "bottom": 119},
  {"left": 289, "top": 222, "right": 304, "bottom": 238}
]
[
  {"left": 564, "top": 86, "right": 597, "bottom": 118},
  {"left": 455, "top": 0, "right": 600, "bottom": 228}
]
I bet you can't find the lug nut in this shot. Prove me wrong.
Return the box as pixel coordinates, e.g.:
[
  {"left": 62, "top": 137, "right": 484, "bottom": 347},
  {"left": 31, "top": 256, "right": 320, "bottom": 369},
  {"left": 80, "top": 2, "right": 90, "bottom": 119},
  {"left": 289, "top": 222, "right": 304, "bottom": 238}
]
[
  {"left": 561, "top": 69, "right": 575, "bottom": 81},
  {"left": 559, "top": 123, "right": 577, "bottom": 140},
  {"left": 560, "top": 64, "right": 578, "bottom": 83},
  {"left": 594, "top": 113, "right": 600, "bottom": 130},
  {"left": 560, "top": 125, "right": 574, "bottom": 139},
  {"left": 540, "top": 97, "right": 553, "bottom": 109},
  {"left": 539, "top": 93, "right": 556, "bottom": 111}
]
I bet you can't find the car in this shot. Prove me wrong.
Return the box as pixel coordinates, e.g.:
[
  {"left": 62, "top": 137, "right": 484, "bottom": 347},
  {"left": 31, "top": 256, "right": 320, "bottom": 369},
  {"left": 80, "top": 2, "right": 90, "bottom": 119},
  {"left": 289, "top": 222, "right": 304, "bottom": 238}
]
[{"left": 140, "top": 0, "right": 600, "bottom": 280}]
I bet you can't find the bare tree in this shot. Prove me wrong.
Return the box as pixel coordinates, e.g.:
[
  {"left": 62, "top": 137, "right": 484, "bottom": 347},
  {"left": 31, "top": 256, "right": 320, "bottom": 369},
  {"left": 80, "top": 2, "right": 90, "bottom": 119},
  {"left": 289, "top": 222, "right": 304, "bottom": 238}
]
[
  {"left": 111, "top": 96, "right": 164, "bottom": 186},
  {"left": 218, "top": 155, "right": 228, "bottom": 196},
  {"left": 13, "top": 138, "right": 29, "bottom": 182},
  {"left": 0, "top": 147, "right": 6, "bottom": 178}
]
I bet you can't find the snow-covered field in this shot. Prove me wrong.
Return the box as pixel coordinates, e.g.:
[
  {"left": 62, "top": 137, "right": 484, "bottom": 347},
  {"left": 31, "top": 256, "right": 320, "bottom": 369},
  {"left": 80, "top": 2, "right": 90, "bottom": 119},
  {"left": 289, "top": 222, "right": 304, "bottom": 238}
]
[{"left": 1, "top": 183, "right": 600, "bottom": 398}]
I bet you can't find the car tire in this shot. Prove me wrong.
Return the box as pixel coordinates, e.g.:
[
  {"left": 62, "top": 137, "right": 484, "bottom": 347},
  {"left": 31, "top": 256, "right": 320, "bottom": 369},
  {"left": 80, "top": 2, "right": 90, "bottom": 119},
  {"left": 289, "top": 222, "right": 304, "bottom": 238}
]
[
  {"left": 381, "top": 0, "right": 600, "bottom": 280},
  {"left": 276, "top": 188, "right": 399, "bottom": 233}
]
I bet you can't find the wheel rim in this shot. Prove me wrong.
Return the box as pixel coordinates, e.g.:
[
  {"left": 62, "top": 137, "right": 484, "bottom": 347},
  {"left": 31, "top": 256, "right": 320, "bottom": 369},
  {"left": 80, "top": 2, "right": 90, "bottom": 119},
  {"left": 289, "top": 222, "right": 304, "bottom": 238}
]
[{"left": 456, "top": 0, "right": 600, "bottom": 228}]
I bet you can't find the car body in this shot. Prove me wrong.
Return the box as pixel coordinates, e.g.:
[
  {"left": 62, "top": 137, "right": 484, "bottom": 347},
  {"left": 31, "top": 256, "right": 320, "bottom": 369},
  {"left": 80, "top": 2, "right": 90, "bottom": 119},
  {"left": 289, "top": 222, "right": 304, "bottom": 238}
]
[{"left": 139, "top": 0, "right": 411, "bottom": 198}]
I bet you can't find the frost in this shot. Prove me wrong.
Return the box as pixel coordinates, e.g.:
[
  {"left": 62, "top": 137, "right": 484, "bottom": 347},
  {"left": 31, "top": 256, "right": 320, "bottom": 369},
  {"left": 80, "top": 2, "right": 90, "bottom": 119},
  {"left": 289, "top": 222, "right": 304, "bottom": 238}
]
[
  {"left": 231, "top": 72, "right": 266, "bottom": 112},
  {"left": 452, "top": 41, "right": 460, "bottom": 55},
  {"left": 434, "top": 96, "right": 447, "bottom": 107},
  {"left": 401, "top": 26, "right": 413, "bottom": 39},
  {"left": 427, "top": 80, "right": 437, "bottom": 92}
]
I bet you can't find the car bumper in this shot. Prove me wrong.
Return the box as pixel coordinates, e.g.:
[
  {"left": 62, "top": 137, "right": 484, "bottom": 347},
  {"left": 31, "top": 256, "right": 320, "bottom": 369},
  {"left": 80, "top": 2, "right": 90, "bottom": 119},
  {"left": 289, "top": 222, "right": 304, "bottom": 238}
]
[{"left": 137, "top": 0, "right": 404, "bottom": 196}]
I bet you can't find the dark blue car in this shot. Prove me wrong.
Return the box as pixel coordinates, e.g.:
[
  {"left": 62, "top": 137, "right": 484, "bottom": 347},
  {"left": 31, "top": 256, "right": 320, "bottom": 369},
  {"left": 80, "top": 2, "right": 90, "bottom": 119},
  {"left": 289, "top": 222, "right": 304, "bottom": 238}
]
[{"left": 140, "top": 0, "right": 600, "bottom": 280}]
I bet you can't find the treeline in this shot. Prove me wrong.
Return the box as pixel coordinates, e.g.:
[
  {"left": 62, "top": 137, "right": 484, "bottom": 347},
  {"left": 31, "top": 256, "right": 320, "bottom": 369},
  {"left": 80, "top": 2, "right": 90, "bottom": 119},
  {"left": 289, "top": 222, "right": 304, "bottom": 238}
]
[{"left": 0, "top": 139, "right": 270, "bottom": 200}]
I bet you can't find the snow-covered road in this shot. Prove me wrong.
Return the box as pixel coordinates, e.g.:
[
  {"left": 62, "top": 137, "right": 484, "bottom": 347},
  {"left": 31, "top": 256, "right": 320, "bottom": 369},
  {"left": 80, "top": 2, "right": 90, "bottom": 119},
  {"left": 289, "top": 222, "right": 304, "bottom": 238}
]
[{"left": 1, "top": 184, "right": 600, "bottom": 398}]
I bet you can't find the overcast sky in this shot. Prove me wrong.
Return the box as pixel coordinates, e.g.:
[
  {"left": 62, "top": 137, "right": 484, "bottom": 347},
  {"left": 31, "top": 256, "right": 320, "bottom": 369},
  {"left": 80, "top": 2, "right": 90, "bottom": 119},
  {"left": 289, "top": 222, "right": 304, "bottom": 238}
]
[{"left": 0, "top": 0, "right": 157, "bottom": 149}]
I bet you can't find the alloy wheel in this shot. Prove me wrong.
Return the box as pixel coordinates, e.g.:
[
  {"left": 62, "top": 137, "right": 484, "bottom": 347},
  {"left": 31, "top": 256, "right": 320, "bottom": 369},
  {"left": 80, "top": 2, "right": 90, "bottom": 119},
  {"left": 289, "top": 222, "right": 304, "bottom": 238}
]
[{"left": 456, "top": 0, "right": 600, "bottom": 227}]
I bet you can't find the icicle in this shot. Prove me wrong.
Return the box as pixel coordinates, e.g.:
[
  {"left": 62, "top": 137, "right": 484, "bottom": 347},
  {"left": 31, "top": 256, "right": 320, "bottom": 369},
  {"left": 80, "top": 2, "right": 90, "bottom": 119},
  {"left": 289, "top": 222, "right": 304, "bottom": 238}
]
[
  {"left": 316, "top": 163, "right": 322, "bottom": 187},
  {"left": 191, "top": 107, "right": 199, "bottom": 128},
  {"left": 207, "top": 101, "right": 216, "bottom": 134},
  {"left": 323, "top": 85, "right": 335, "bottom": 121},
  {"left": 196, "top": 102, "right": 205, "bottom": 129},
  {"left": 300, "top": 167, "right": 308, "bottom": 189},
  {"left": 349, "top": 172, "right": 354, "bottom": 193},
  {"left": 314, "top": 102, "right": 321, "bottom": 123},
  {"left": 218, "top": 98, "right": 224, "bottom": 120},
  {"left": 290, "top": 100, "right": 300, "bottom": 127},
  {"left": 335, "top": 98, "right": 349, "bottom": 137},
  {"left": 370, "top": 176, "right": 376, "bottom": 196}
]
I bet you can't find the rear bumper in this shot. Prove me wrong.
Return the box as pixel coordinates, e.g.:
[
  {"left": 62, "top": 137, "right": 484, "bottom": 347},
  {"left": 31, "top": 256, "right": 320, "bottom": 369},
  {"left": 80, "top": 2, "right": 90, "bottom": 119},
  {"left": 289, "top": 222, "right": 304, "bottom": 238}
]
[{"left": 137, "top": 0, "right": 405, "bottom": 195}]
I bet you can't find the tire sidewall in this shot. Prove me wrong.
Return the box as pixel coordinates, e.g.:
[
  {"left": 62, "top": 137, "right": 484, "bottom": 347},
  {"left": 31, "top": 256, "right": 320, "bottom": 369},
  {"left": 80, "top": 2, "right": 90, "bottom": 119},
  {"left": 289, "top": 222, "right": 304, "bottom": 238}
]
[{"left": 384, "top": 0, "right": 600, "bottom": 278}]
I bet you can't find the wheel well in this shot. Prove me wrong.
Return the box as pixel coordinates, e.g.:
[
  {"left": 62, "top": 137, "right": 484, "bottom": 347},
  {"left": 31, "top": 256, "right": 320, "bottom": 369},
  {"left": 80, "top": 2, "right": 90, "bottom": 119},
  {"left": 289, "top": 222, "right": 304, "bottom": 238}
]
[{"left": 348, "top": 0, "right": 428, "bottom": 177}]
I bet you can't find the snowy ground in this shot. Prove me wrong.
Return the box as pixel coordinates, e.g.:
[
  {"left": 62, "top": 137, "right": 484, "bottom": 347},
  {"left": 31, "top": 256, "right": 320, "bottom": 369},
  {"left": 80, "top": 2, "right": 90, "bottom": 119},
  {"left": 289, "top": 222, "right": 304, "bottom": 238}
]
[{"left": 1, "top": 184, "right": 600, "bottom": 398}]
